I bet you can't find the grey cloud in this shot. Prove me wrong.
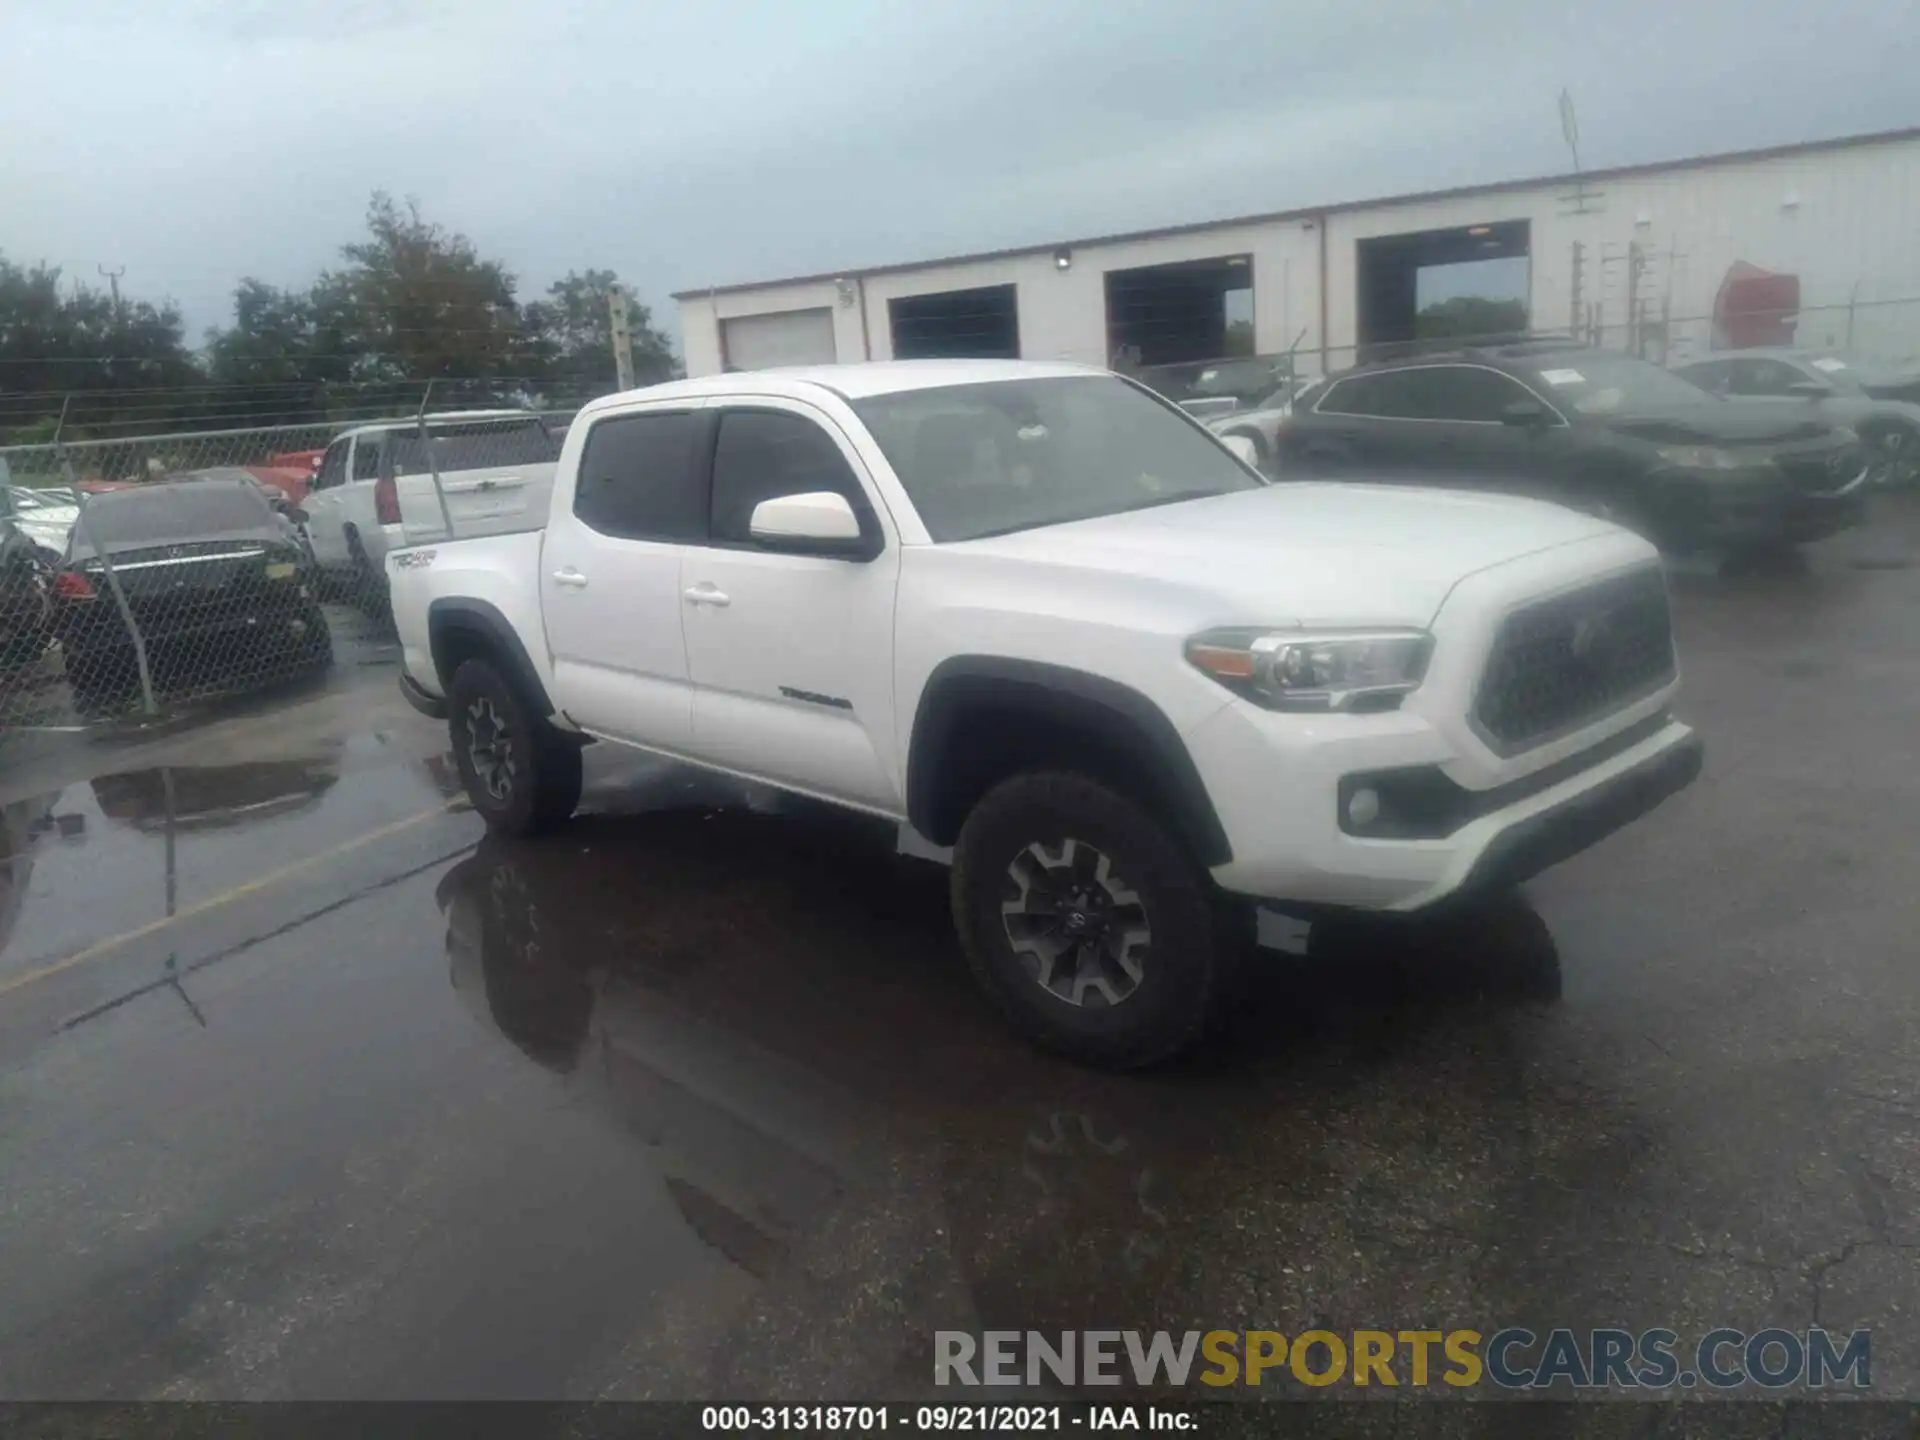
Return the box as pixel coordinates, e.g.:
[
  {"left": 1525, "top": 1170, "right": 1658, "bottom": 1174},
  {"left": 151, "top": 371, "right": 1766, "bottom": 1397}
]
[{"left": 2, "top": 0, "right": 1914, "bottom": 341}]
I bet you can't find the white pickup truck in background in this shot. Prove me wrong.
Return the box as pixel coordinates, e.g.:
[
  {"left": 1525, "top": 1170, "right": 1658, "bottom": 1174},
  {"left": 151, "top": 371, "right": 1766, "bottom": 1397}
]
[
  {"left": 305, "top": 410, "right": 562, "bottom": 608},
  {"left": 386, "top": 359, "right": 1702, "bottom": 1067}
]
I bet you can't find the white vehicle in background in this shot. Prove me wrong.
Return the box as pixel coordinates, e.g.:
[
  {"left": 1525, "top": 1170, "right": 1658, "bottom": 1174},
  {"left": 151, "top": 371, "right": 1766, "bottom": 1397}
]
[
  {"left": 1201, "top": 377, "right": 1319, "bottom": 470},
  {"left": 4, "top": 485, "right": 82, "bottom": 562},
  {"left": 304, "top": 411, "right": 562, "bottom": 609}
]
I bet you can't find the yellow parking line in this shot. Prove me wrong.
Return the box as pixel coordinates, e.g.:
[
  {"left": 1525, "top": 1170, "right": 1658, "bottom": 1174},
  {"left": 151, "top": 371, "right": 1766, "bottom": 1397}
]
[{"left": 0, "top": 801, "right": 467, "bottom": 1002}]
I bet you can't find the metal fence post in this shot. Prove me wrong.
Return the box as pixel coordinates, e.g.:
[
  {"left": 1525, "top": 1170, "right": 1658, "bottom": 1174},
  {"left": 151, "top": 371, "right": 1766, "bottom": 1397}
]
[
  {"left": 415, "top": 379, "right": 456, "bottom": 541},
  {"left": 70, "top": 495, "right": 159, "bottom": 718},
  {"left": 53, "top": 393, "right": 159, "bottom": 717}
]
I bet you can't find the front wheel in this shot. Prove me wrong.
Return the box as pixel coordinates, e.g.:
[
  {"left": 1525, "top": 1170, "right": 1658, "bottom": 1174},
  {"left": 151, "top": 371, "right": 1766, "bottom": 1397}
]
[
  {"left": 950, "top": 771, "right": 1239, "bottom": 1069},
  {"left": 1864, "top": 425, "right": 1920, "bottom": 489},
  {"left": 447, "top": 658, "right": 582, "bottom": 837}
]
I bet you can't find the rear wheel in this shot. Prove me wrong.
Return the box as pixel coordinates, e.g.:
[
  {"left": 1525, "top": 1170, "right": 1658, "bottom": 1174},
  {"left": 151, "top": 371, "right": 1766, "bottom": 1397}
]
[
  {"left": 447, "top": 658, "right": 581, "bottom": 836},
  {"left": 345, "top": 528, "right": 390, "bottom": 619},
  {"left": 296, "top": 606, "right": 334, "bottom": 671},
  {"left": 951, "top": 770, "right": 1239, "bottom": 1068}
]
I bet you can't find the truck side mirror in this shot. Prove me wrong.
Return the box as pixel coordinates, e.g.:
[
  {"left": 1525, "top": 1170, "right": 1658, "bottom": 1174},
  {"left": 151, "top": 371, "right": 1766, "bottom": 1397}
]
[{"left": 748, "top": 491, "right": 876, "bottom": 559}]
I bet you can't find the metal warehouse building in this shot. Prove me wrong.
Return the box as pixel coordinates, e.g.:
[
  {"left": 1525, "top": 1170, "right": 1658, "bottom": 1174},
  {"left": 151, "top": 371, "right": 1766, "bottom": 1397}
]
[{"left": 674, "top": 126, "right": 1920, "bottom": 383}]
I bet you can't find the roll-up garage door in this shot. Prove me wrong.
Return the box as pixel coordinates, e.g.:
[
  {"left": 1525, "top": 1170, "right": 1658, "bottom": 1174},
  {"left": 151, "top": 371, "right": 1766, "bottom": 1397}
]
[{"left": 721, "top": 308, "right": 838, "bottom": 370}]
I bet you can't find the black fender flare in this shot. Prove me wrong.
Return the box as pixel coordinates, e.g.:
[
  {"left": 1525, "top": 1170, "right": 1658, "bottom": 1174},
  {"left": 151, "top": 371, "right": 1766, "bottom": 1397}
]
[
  {"left": 905, "top": 656, "right": 1232, "bottom": 865},
  {"left": 427, "top": 597, "right": 555, "bottom": 717}
]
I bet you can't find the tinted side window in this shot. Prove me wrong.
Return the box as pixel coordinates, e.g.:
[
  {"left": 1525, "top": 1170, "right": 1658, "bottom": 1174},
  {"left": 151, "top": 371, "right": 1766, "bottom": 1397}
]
[
  {"left": 314, "top": 441, "right": 348, "bottom": 490},
  {"left": 351, "top": 436, "right": 382, "bottom": 481},
  {"left": 1409, "top": 366, "right": 1537, "bottom": 422},
  {"left": 1731, "top": 358, "right": 1798, "bottom": 396},
  {"left": 1316, "top": 373, "right": 1390, "bottom": 417},
  {"left": 574, "top": 411, "right": 703, "bottom": 541},
  {"left": 709, "top": 409, "right": 871, "bottom": 546},
  {"left": 1680, "top": 360, "right": 1733, "bottom": 395}
]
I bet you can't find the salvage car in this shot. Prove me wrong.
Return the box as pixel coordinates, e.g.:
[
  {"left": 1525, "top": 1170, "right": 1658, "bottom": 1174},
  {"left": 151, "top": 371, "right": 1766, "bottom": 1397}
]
[
  {"left": 0, "top": 516, "right": 52, "bottom": 673},
  {"left": 386, "top": 359, "right": 1702, "bottom": 1068},
  {"left": 1277, "top": 341, "right": 1869, "bottom": 553},
  {"left": 50, "top": 478, "right": 331, "bottom": 709},
  {"left": 1671, "top": 348, "right": 1920, "bottom": 488}
]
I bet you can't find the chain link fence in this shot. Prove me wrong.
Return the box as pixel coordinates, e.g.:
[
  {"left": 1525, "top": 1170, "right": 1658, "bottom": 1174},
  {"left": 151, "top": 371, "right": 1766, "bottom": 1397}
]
[{"left": 0, "top": 403, "right": 579, "bottom": 742}]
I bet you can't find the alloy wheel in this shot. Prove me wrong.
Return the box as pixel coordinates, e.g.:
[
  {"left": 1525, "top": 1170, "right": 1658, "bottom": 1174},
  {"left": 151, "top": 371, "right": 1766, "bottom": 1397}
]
[
  {"left": 1000, "top": 837, "right": 1152, "bottom": 1008},
  {"left": 464, "top": 696, "right": 516, "bottom": 803}
]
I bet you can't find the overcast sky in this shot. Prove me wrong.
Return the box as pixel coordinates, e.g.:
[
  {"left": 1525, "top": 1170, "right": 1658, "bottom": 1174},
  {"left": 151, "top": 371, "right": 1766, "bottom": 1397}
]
[{"left": 5, "top": 0, "right": 1916, "bottom": 345}]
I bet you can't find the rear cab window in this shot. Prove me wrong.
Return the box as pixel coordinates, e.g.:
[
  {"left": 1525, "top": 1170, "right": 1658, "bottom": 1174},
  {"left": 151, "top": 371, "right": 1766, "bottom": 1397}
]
[{"left": 573, "top": 410, "right": 705, "bottom": 541}]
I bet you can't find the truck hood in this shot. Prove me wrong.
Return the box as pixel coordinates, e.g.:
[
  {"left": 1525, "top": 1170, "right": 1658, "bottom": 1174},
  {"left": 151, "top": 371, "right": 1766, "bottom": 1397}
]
[{"left": 947, "top": 483, "right": 1622, "bottom": 625}]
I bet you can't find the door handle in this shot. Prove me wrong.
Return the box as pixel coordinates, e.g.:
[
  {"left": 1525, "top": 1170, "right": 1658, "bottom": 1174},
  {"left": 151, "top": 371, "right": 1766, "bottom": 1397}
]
[
  {"left": 552, "top": 568, "right": 589, "bottom": 588},
  {"left": 683, "top": 583, "right": 730, "bottom": 608}
]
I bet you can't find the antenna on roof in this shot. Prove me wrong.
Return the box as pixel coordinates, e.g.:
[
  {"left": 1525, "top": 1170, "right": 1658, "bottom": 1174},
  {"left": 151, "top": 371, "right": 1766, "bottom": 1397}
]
[{"left": 1558, "top": 89, "right": 1600, "bottom": 216}]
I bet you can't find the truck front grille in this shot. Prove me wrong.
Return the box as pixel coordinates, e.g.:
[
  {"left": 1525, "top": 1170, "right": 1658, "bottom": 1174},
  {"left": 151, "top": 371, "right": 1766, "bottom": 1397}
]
[{"left": 1473, "top": 567, "right": 1676, "bottom": 753}]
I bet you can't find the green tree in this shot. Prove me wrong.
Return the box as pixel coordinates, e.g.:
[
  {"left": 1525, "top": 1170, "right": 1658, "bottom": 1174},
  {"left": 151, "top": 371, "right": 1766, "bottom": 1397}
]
[
  {"left": 0, "top": 253, "right": 203, "bottom": 442},
  {"left": 325, "top": 192, "right": 526, "bottom": 386},
  {"left": 523, "top": 269, "right": 680, "bottom": 396},
  {"left": 1414, "top": 295, "right": 1529, "bottom": 343}
]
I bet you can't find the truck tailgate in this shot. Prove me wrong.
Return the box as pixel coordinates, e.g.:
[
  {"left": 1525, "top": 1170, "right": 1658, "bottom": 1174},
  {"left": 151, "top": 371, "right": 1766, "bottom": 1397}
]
[{"left": 398, "top": 461, "right": 557, "bottom": 545}]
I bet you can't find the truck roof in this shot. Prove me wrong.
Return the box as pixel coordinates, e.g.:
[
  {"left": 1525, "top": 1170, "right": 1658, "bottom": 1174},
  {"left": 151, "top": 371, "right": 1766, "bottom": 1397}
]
[{"left": 593, "top": 359, "right": 1107, "bottom": 411}]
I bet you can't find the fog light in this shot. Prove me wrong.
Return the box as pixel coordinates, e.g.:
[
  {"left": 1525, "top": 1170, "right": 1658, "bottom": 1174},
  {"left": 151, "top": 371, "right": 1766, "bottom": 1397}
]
[{"left": 1346, "top": 786, "right": 1381, "bottom": 829}]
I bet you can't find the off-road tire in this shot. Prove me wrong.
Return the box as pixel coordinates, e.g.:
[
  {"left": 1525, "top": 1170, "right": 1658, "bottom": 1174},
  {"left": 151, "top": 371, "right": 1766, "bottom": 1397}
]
[
  {"left": 951, "top": 770, "right": 1238, "bottom": 1069},
  {"left": 447, "top": 657, "right": 582, "bottom": 837},
  {"left": 345, "top": 528, "right": 390, "bottom": 620}
]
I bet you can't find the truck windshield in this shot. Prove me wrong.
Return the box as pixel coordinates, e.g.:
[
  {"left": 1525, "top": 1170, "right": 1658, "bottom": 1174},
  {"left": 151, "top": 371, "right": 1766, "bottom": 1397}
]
[
  {"left": 389, "top": 420, "right": 560, "bottom": 475},
  {"left": 851, "top": 375, "right": 1262, "bottom": 542}
]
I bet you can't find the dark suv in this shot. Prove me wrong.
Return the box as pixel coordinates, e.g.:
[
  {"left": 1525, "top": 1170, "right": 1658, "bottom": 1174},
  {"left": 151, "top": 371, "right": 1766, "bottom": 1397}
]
[{"left": 1276, "top": 342, "right": 1869, "bottom": 551}]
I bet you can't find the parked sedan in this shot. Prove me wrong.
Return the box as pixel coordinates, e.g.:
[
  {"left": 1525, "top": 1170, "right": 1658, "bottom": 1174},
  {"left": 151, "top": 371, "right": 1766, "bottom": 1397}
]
[
  {"left": 1275, "top": 341, "right": 1870, "bottom": 553},
  {"left": 0, "top": 517, "right": 52, "bottom": 674},
  {"left": 1671, "top": 348, "right": 1920, "bottom": 487},
  {"left": 50, "top": 478, "right": 331, "bottom": 710}
]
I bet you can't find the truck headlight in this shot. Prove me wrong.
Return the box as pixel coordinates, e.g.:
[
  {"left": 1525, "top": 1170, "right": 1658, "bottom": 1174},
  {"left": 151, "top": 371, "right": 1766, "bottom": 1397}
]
[
  {"left": 1185, "top": 628, "right": 1433, "bottom": 712},
  {"left": 1655, "top": 445, "right": 1749, "bottom": 471}
]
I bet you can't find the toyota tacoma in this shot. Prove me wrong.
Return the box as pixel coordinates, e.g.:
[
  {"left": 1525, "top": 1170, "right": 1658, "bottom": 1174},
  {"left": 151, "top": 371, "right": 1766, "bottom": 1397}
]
[{"left": 387, "top": 360, "right": 1703, "bottom": 1067}]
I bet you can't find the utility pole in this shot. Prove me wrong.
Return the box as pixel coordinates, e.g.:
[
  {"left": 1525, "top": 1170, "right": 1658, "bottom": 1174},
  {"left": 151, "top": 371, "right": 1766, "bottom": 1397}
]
[
  {"left": 1569, "top": 241, "right": 1585, "bottom": 342},
  {"left": 608, "top": 285, "right": 636, "bottom": 391},
  {"left": 98, "top": 264, "right": 126, "bottom": 323}
]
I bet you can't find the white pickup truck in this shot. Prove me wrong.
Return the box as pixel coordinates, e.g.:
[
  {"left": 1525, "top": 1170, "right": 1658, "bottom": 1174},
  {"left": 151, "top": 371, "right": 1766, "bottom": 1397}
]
[
  {"left": 305, "top": 410, "right": 562, "bottom": 608},
  {"left": 387, "top": 359, "right": 1702, "bottom": 1067}
]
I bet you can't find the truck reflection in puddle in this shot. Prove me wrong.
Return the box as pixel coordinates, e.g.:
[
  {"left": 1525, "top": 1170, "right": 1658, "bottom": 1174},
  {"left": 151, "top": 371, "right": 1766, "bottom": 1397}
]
[{"left": 432, "top": 794, "right": 1563, "bottom": 1389}]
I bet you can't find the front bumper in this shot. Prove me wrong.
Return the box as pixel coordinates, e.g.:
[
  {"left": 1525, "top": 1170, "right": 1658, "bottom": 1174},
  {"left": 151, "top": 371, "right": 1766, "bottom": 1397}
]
[
  {"left": 1194, "top": 697, "right": 1701, "bottom": 912},
  {"left": 1668, "top": 464, "right": 1870, "bottom": 546},
  {"left": 1446, "top": 725, "right": 1701, "bottom": 902}
]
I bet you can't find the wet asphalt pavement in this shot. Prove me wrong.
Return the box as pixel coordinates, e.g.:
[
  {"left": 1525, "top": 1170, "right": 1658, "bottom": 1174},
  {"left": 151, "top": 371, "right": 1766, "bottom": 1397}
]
[{"left": 1, "top": 505, "right": 1917, "bottom": 1408}]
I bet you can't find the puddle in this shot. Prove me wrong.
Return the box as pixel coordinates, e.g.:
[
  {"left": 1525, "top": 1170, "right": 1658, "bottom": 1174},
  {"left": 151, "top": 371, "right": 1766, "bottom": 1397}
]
[{"left": 0, "top": 743, "right": 454, "bottom": 984}]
